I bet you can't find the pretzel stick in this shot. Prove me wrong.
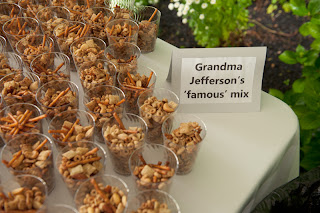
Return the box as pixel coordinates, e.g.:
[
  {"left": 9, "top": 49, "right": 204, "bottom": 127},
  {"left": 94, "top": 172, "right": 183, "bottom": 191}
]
[
  {"left": 48, "top": 87, "right": 70, "bottom": 107},
  {"left": 64, "top": 26, "right": 69, "bottom": 37},
  {"left": 76, "top": 27, "right": 83, "bottom": 37},
  {"left": 84, "top": 147, "right": 98, "bottom": 156},
  {"left": 106, "top": 16, "right": 112, "bottom": 23},
  {"left": 66, "top": 156, "right": 101, "bottom": 168},
  {"left": 34, "top": 139, "right": 48, "bottom": 151},
  {"left": 109, "top": 25, "right": 114, "bottom": 35},
  {"left": 86, "top": 0, "right": 90, "bottom": 8},
  {"left": 10, "top": 7, "right": 15, "bottom": 18},
  {"left": 17, "top": 22, "right": 27, "bottom": 35},
  {"left": 10, "top": 110, "right": 29, "bottom": 135},
  {"left": 28, "top": 114, "right": 47, "bottom": 122},
  {"left": 146, "top": 71, "right": 154, "bottom": 87},
  {"left": 80, "top": 24, "right": 88, "bottom": 37},
  {"left": 62, "top": 118, "right": 79, "bottom": 142},
  {"left": 148, "top": 9, "right": 158, "bottom": 22},
  {"left": 42, "top": 34, "right": 47, "bottom": 47},
  {"left": 122, "top": 129, "right": 138, "bottom": 134},
  {"left": 115, "top": 99, "right": 125, "bottom": 106},
  {"left": 48, "top": 129, "right": 67, "bottom": 134},
  {"left": 69, "top": 25, "right": 81, "bottom": 33},
  {"left": 138, "top": 154, "right": 146, "bottom": 165},
  {"left": 90, "top": 178, "right": 109, "bottom": 202},
  {"left": 93, "top": 11, "right": 103, "bottom": 22},
  {"left": 7, "top": 150, "right": 22, "bottom": 167},
  {"left": 17, "top": 17, "right": 21, "bottom": 30},
  {"left": 8, "top": 113, "right": 18, "bottom": 124},
  {"left": 113, "top": 112, "right": 125, "bottom": 130},
  {"left": 52, "top": 62, "right": 65, "bottom": 74},
  {"left": 127, "top": 72, "right": 135, "bottom": 85},
  {"left": 69, "top": 10, "right": 83, "bottom": 15},
  {"left": 27, "top": 4, "right": 37, "bottom": 18}
]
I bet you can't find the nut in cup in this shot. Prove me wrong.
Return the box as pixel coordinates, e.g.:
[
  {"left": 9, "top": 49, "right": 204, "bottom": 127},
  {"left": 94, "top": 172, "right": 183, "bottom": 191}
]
[
  {"left": 127, "top": 190, "right": 181, "bottom": 213},
  {"left": 117, "top": 64, "right": 156, "bottom": 115},
  {"left": 102, "top": 113, "right": 147, "bottom": 175},
  {"left": 36, "top": 79, "right": 79, "bottom": 121},
  {"left": 162, "top": 113, "right": 207, "bottom": 175},
  {"left": 137, "top": 88, "right": 179, "bottom": 144},
  {"left": 70, "top": 36, "right": 106, "bottom": 72},
  {"left": 105, "top": 42, "right": 140, "bottom": 75},
  {"left": 78, "top": 59, "right": 116, "bottom": 93},
  {"left": 48, "top": 109, "right": 95, "bottom": 150},
  {"left": 129, "top": 144, "right": 178, "bottom": 193},
  {"left": 0, "top": 3, "right": 21, "bottom": 38},
  {"left": 0, "top": 52, "right": 24, "bottom": 78},
  {"left": 15, "top": 34, "right": 54, "bottom": 71},
  {"left": 82, "top": 7, "right": 114, "bottom": 45},
  {"left": 56, "top": 141, "right": 106, "bottom": 196},
  {"left": 74, "top": 174, "right": 128, "bottom": 213},
  {"left": 0, "top": 103, "right": 45, "bottom": 144},
  {"left": 0, "top": 71, "right": 40, "bottom": 106},
  {"left": 36, "top": 6, "right": 71, "bottom": 37},
  {"left": 84, "top": 85, "right": 124, "bottom": 143},
  {"left": 134, "top": 6, "right": 161, "bottom": 53},
  {"left": 30, "top": 52, "right": 71, "bottom": 85},
  {"left": 106, "top": 18, "right": 139, "bottom": 45},
  {"left": 3, "top": 17, "right": 41, "bottom": 51},
  {"left": 1, "top": 133, "right": 55, "bottom": 193},
  {"left": 0, "top": 174, "right": 48, "bottom": 212}
]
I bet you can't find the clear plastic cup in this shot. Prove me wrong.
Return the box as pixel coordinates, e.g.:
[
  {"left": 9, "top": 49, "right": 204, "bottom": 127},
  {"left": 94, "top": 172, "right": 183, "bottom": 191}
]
[
  {"left": 117, "top": 65, "right": 156, "bottom": 115},
  {"left": 53, "top": 20, "right": 87, "bottom": 70},
  {"left": 0, "top": 3, "right": 21, "bottom": 38},
  {"left": 137, "top": 88, "right": 179, "bottom": 144},
  {"left": 162, "top": 113, "right": 207, "bottom": 175},
  {"left": 0, "top": 174, "right": 48, "bottom": 212},
  {"left": 134, "top": 6, "right": 161, "bottom": 53},
  {"left": 105, "top": 42, "right": 140, "bottom": 74},
  {"left": 0, "top": 103, "right": 43, "bottom": 144},
  {"left": 0, "top": 71, "right": 40, "bottom": 106},
  {"left": 82, "top": 7, "right": 114, "bottom": 44},
  {"left": 15, "top": 34, "right": 54, "bottom": 71},
  {"left": 56, "top": 141, "right": 106, "bottom": 196},
  {"left": 36, "top": 79, "right": 79, "bottom": 121},
  {"left": 105, "top": 0, "right": 134, "bottom": 19},
  {"left": 83, "top": 84, "right": 124, "bottom": 143},
  {"left": 47, "top": 204, "right": 78, "bottom": 213},
  {"left": 36, "top": 6, "right": 71, "bottom": 37},
  {"left": 30, "top": 52, "right": 71, "bottom": 85},
  {"left": 74, "top": 174, "right": 128, "bottom": 213},
  {"left": 48, "top": 109, "right": 95, "bottom": 150},
  {"left": 64, "top": 0, "right": 96, "bottom": 22},
  {"left": 3, "top": 17, "right": 41, "bottom": 51},
  {"left": 129, "top": 144, "right": 178, "bottom": 192},
  {"left": 102, "top": 113, "right": 147, "bottom": 175},
  {"left": 0, "top": 52, "right": 24, "bottom": 79},
  {"left": 106, "top": 18, "right": 139, "bottom": 45},
  {"left": 1, "top": 133, "right": 55, "bottom": 193},
  {"left": 78, "top": 59, "right": 116, "bottom": 93},
  {"left": 127, "top": 190, "right": 181, "bottom": 213},
  {"left": 70, "top": 36, "right": 106, "bottom": 72},
  {"left": 18, "top": 0, "right": 50, "bottom": 18},
  {"left": 0, "top": 36, "right": 6, "bottom": 53}
]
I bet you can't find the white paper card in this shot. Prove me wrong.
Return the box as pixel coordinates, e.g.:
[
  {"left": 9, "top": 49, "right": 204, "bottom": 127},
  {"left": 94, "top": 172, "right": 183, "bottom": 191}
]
[{"left": 168, "top": 47, "right": 267, "bottom": 113}]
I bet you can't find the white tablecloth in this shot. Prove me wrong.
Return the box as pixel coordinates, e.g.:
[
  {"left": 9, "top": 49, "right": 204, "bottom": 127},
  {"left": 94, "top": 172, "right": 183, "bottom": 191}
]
[{"left": 0, "top": 39, "right": 300, "bottom": 213}]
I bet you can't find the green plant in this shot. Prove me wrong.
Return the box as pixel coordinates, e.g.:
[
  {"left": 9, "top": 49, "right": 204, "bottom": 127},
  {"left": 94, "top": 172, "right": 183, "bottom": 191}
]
[
  {"left": 267, "top": 0, "right": 291, "bottom": 16},
  {"left": 168, "top": 0, "right": 253, "bottom": 47},
  {"left": 134, "top": 0, "right": 157, "bottom": 6},
  {"left": 269, "top": 0, "right": 320, "bottom": 171}
]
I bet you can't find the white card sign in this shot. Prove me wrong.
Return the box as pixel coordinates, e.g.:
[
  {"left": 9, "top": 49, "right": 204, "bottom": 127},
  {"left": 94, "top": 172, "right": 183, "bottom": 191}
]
[{"left": 168, "top": 47, "right": 267, "bottom": 113}]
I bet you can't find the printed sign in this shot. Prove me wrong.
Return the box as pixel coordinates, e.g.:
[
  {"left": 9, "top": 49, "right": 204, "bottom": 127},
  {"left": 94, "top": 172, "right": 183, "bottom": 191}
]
[{"left": 168, "top": 47, "right": 267, "bottom": 112}]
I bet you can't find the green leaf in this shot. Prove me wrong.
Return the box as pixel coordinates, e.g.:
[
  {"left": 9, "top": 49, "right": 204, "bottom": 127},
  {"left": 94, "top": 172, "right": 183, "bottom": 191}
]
[
  {"left": 308, "top": 0, "right": 320, "bottom": 15},
  {"left": 299, "top": 22, "right": 311, "bottom": 36},
  {"left": 299, "top": 111, "right": 320, "bottom": 130},
  {"left": 311, "top": 38, "right": 320, "bottom": 50},
  {"left": 300, "top": 130, "right": 313, "bottom": 146},
  {"left": 269, "top": 89, "right": 284, "bottom": 100},
  {"left": 307, "top": 22, "right": 320, "bottom": 38},
  {"left": 303, "top": 78, "right": 320, "bottom": 110},
  {"left": 290, "top": 0, "right": 309, "bottom": 16},
  {"left": 279, "top": 50, "right": 297, "bottom": 64},
  {"left": 296, "top": 44, "right": 306, "bottom": 54},
  {"left": 303, "top": 50, "right": 319, "bottom": 66},
  {"left": 292, "top": 78, "right": 305, "bottom": 93},
  {"left": 282, "top": 2, "right": 292, "bottom": 12},
  {"left": 310, "top": 14, "right": 320, "bottom": 25},
  {"left": 300, "top": 138, "right": 320, "bottom": 170}
]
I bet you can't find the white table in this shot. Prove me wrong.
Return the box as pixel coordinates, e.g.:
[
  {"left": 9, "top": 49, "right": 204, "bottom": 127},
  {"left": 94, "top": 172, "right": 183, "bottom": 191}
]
[{"left": 0, "top": 39, "right": 300, "bottom": 213}]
